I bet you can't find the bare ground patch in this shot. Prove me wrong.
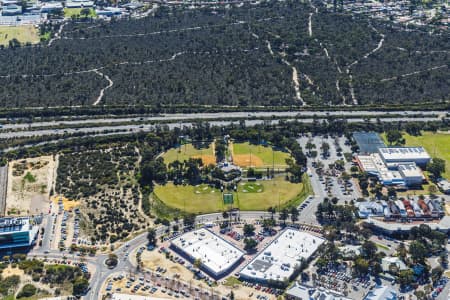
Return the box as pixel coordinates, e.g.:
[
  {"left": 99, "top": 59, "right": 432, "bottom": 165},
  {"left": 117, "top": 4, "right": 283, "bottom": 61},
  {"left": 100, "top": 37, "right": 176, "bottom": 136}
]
[{"left": 6, "top": 156, "right": 55, "bottom": 216}]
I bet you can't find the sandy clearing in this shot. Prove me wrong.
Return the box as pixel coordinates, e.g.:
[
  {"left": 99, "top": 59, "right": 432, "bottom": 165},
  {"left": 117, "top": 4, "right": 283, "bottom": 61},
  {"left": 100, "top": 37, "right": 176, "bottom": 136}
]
[
  {"left": 6, "top": 156, "right": 55, "bottom": 216},
  {"left": 2, "top": 265, "right": 25, "bottom": 277}
]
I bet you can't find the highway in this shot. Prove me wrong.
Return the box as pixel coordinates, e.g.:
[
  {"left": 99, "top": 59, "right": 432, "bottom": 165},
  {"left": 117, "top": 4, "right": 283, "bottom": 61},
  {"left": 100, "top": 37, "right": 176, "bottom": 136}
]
[
  {"left": 0, "top": 117, "right": 443, "bottom": 140},
  {"left": 0, "top": 165, "right": 8, "bottom": 215},
  {"left": 0, "top": 110, "right": 445, "bottom": 130}
]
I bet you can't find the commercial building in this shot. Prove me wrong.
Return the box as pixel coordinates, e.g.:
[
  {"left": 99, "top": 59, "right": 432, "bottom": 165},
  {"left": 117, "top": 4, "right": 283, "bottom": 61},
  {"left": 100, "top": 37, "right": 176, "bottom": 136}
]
[
  {"left": 239, "top": 229, "right": 325, "bottom": 283},
  {"left": 40, "top": 2, "right": 63, "bottom": 13},
  {"left": 356, "top": 150, "right": 427, "bottom": 187},
  {"left": 381, "top": 256, "right": 408, "bottom": 273},
  {"left": 66, "top": 1, "right": 94, "bottom": 8},
  {"left": 364, "top": 215, "right": 450, "bottom": 235},
  {"left": 358, "top": 197, "right": 444, "bottom": 221},
  {"left": 96, "top": 7, "right": 122, "bottom": 16},
  {"left": 2, "top": 4, "right": 22, "bottom": 15},
  {"left": 357, "top": 201, "right": 384, "bottom": 218},
  {"left": 0, "top": 217, "right": 39, "bottom": 250},
  {"left": 356, "top": 153, "right": 423, "bottom": 186},
  {"left": 170, "top": 228, "right": 244, "bottom": 278},
  {"left": 397, "top": 164, "right": 424, "bottom": 186},
  {"left": 378, "top": 147, "right": 431, "bottom": 166}
]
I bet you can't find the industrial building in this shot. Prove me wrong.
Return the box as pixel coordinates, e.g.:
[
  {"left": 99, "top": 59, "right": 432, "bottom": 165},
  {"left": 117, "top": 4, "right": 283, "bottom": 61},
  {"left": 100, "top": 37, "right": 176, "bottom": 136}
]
[
  {"left": 239, "top": 229, "right": 325, "bottom": 283},
  {"left": 354, "top": 132, "right": 431, "bottom": 188},
  {"left": 0, "top": 217, "right": 39, "bottom": 250},
  {"left": 170, "top": 228, "right": 244, "bottom": 278},
  {"left": 356, "top": 153, "right": 425, "bottom": 187}
]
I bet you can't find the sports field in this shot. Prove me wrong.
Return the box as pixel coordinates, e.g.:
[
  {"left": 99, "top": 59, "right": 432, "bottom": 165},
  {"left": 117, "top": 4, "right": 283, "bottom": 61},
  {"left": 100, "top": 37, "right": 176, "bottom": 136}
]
[
  {"left": 231, "top": 142, "right": 291, "bottom": 169},
  {"left": 402, "top": 132, "right": 450, "bottom": 179},
  {"left": 162, "top": 143, "right": 216, "bottom": 165},
  {"left": 0, "top": 26, "right": 39, "bottom": 46},
  {"left": 153, "top": 176, "right": 311, "bottom": 214}
]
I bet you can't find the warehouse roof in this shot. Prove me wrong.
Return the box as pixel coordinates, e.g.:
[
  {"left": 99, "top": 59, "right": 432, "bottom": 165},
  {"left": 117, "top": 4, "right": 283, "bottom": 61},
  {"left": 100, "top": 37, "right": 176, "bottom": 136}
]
[
  {"left": 239, "top": 229, "right": 324, "bottom": 282},
  {"left": 378, "top": 147, "right": 430, "bottom": 162},
  {"left": 171, "top": 228, "right": 244, "bottom": 276}
]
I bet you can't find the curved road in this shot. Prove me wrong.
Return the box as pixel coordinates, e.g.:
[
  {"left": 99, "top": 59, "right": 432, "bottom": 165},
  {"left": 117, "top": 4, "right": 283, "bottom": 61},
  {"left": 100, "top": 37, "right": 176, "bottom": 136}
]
[{"left": 30, "top": 211, "right": 275, "bottom": 299}]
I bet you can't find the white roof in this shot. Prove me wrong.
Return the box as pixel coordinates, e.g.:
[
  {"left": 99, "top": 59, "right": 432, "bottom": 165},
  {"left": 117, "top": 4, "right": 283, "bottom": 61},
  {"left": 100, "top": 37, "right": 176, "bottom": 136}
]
[
  {"left": 357, "top": 153, "right": 403, "bottom": 183},
  {"left": 239, "top": 229, "right": 325, "bottom": 282},
  {"left": 381, "top": 256, "right": 408, "bottom": 272},
  {"left": 171, "top": 228, "right": 244, "bottom": 275},
  {"left": 398, "top": 164, "right": 423, "bottom": 178},
  {"left": 378, "top": 147, "right": 430, "bottom": 161},
  {"left": 66, "top": 1, "right": 94, "bottom": 7},
  {"left": 41, "top": 2, "right": 63, "bottom": 9},
  {"left": 437, "top": 179, "right": 450, "bottom": 191},
  {"left": 364, "top": 285, "right": 397, "bottom": 300}
]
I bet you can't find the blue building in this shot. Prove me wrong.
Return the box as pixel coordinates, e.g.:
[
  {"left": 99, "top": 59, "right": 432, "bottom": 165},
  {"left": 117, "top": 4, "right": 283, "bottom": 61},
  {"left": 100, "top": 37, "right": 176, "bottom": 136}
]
[{"left": 0, "top": 217, "right": 39, "bottom": 250}]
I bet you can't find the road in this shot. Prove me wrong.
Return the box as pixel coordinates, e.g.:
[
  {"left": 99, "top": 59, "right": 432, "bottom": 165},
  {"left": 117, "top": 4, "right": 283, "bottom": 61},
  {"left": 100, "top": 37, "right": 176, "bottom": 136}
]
[
  {"left": 0, "top": 165, "right": 8, "bottom": 216},
  {"left": 30, "top": 211, "right": 277, "bottom": 300},
  {"left": 0, "top": 110, "right": 445, "bottom": 130},
  {"left": 0, "top": 117, "right": 443, "bottom": 140}
]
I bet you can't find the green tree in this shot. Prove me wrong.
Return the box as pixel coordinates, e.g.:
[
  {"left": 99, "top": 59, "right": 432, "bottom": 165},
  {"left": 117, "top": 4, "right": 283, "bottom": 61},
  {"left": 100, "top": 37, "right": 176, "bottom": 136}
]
[
  {"left": 105, "top": 253, "right": 118, "bottom": 268},
  {"left": 409, "top": 241, "right": 427, "bottom": 263},
  {"left": 354, "top": 258, "right": 369, "bottom": 276},
  {"left": 431, "top": 266, "right": 444, "bottom": 284},
  {"left": 243, "top": 224, "right": 255, "bottom": 236},
  {"left": 279, "top": 208, "right": 289, "bottom": 225},
  {"left": 427, "top": 158, "right": 445, "bottom": 179},
  {"left": 290, "top": 207, "right": 299, "bottom": 223},
  {"left": 147, "top": 228, "right": 157, "bottom": 246},
  {"left": 361, "top": 241, "right": 377, "bottom": 259},
  {"left": 72, "top": 277, "right": 89, "bottom": 296},
  {"left": 398, "top": 269, "right": 414, "bottom": 287},
  {"left": 244, "top": 238, "right": 258, "bottom": 252},
  {"left": 194, "top": 258, "right": 202, "bottom": 269},
  {"left": 80, "top": 8, "right": 91, "bottom": 18},
  {"left": 17, "top": 284, "right": 37, "bottom": 298},
  {"left": 183, "top": 213, "right": 196, "bottom": 228},
  {"left": 386, "top": 130, "right": 403, "bottom": 145}
]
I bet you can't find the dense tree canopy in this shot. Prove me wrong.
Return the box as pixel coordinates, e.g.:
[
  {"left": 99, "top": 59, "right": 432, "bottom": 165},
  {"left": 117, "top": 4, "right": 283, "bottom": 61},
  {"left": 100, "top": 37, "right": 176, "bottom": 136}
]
[{"left": 0, "top": 1, "right": 447, "bottom": 108}]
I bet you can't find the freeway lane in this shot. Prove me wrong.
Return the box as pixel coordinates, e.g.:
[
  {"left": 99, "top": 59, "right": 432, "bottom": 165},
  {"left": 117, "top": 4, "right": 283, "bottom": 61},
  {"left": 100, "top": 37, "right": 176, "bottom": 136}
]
[
  {"left": 0, "top": 117, "right": 442, "bottom": 140},
  {"left": 0, "top": 165, "right": 8, "bottom": 215},
  {"left": 0, "top": 110, "right": 445, "bottom": 130}
]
